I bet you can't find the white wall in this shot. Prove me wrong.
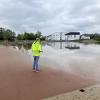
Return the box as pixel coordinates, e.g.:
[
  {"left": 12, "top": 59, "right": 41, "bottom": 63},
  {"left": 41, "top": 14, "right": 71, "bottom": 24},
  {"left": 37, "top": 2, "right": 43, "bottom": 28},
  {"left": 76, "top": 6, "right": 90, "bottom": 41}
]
[
  {"left": 66, "top": 35, "right": 80, "bottom": 41},
  {"left": 47, "top": 32, "right": 66, "bottom": 41},
  {"left": 81, "top": 36, "right": 90, "bottom": 39}
]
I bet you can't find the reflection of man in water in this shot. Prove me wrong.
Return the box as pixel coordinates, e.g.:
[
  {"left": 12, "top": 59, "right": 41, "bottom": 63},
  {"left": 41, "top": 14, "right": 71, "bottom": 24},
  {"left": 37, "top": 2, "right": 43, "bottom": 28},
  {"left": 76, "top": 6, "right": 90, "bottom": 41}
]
[{"left": 31, "top": 38, "right": 43, "bottom": 72}]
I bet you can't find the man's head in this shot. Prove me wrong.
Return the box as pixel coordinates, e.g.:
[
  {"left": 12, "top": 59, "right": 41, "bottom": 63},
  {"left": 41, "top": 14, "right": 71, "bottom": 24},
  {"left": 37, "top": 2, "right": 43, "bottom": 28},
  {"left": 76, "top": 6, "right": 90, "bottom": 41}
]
[{"left": 36, "top": 38, "right": 40, "bottom": 42}]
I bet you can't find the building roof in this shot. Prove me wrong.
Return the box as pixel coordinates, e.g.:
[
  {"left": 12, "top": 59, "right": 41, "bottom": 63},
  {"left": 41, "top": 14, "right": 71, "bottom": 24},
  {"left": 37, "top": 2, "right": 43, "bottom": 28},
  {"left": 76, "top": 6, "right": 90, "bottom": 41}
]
[{"left": 65, "top": 32, "right": 80, "bottom": 35}]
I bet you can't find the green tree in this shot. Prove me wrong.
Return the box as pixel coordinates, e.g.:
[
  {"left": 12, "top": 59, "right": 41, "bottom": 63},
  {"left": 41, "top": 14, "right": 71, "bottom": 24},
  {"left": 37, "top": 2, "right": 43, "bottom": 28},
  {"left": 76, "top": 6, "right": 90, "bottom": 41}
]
[
  {"left": 17, "top": 34, "right": 24, "bottom": 40},
  {"left": 35, "top": 31, "right": 42, "bottom": 38},
  {"left": 6, "top": 29, "right": 16, "bottom": 41},
  {"left": 23, "top": 32, "right": 30, "bottom": 40},
  {"left": 29, "top": 33, "right": 36, "bottom": 40},
  {"left": 17, "top": 31, "right": 44, "bottom": 40},
  {"left": 0, "top": 27, "right": 16, "bottom": 41},
  {"left": 3, "top": 31, "right": 10, "bottom": 40},
  {"left": 0, "top": 27, "right": 5, "bottom": 40}
]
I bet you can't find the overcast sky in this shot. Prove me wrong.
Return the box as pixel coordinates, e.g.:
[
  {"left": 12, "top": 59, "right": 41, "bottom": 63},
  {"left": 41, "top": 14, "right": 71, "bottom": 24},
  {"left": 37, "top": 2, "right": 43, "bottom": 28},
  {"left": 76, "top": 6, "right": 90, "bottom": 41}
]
[{"left": 0, "top": 0, "right": 100, "bottom": 35}]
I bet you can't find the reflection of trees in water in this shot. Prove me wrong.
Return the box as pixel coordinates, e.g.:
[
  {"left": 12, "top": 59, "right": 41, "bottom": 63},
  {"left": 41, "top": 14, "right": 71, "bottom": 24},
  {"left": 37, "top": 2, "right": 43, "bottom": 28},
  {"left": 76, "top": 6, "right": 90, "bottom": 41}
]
[
  {"left": 17, "top": 44, "right": 22, "bottom": 50},
  {"left": 23, "top": 44, "right": 31, "bottom": 50},
  {"left": 15, "top": 41, "right": 45, "bottom": 51},
  {"left": 0, "top": 40, "right": 46, "bottom": 51},
  {"left": 16, "top": 44, "right": 31, "bottom": 50}
]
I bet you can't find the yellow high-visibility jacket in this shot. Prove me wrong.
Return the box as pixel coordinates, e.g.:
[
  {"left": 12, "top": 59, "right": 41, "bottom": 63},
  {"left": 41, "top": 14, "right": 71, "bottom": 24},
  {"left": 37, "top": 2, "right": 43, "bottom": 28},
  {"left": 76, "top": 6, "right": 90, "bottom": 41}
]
[{"left": 31, "top": 41, "right": 42, "bottom": 56}]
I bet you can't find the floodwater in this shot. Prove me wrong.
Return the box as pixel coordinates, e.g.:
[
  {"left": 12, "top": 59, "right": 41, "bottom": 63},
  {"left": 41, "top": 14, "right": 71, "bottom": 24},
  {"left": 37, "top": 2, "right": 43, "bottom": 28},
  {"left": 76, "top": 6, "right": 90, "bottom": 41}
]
[
  {"left": 4, "top": 42, "right": 100, "bottom": 82},
  {"left": 45, "top": 42, "right": 100, "bottom": 81},
  {"left": 0, "top": 42, "right": 100, "bottom": 100},
  {"left": 44, "top": 42, "right": 100, "bottom": 81}
]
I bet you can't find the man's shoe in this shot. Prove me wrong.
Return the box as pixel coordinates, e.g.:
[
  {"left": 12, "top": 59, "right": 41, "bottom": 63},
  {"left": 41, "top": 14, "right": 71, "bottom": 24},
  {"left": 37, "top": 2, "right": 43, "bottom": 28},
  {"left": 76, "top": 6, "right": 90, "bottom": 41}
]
[
  {"left": 35, "top": 69, "right": 40, "bottom": 72},
  {"left": 32, "top": 69, "right": 36, "bottom": 72}
]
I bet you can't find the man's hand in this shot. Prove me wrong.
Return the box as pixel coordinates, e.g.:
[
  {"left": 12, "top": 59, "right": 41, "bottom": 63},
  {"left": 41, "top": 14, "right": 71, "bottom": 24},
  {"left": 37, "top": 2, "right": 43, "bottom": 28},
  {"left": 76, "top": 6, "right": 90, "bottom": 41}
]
[{"left": 39, "top": 50, "right": 43, "bottom": 53}]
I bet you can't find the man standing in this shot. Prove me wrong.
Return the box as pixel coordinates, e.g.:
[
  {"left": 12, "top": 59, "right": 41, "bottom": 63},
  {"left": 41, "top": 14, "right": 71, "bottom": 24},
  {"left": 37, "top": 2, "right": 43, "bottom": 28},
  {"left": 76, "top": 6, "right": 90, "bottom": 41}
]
[{"left": 31, "top": 38, "right": 43, "bottom": 72}]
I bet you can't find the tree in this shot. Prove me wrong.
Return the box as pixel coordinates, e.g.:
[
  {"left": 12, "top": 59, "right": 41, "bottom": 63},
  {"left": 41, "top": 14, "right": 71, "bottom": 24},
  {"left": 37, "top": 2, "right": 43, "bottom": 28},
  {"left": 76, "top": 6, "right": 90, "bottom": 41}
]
[
  {"left": 0, "top": 28, "right": 4, "bottom": 40},
  {"left": 17, "top": 34, "right": 24, "bottom": 40},
  {"left": 0, "top": 29, "right": 45, "bottom": 41},
  {"left": 29, "top": 33, "right": 36, "bottom": 40},
  {"left": 23, "top": 32, "right": 30, "bottom": 40},
  {"left": 3, "top": 31, "right": 10, "bottom": 40},
  {"left": 6, "top": 29, "right": 16, "bottom": 41},
  {"left": 35, "top": 31, "right": 42, "bottom": 38},
  {"left": 0, "top": 27, "right": 16, "bottom": 41}
]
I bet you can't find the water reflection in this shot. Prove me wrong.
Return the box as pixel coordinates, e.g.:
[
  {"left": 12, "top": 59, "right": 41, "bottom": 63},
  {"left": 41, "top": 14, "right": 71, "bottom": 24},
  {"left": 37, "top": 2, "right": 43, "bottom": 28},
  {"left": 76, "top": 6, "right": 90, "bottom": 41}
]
[
  {"left": 1, "top": 41, "right": 100, "bottom": 81},
  {"left": 46, "top": 42, "right": 80, "bottom": 50},
  {"left": 17, "top": 44, "right": 31, "bottom": 50},
  {"left": 41, "top": 42, "right": 100, "bottom": 82},
  {"left": 47, "top": 42, "right": 65, "bottom": 49},
  {"left": 13, "top": 41, "right": 46, "bottom": 51},
  {"left": 11, "top": 41, "right": 46, "bottom": 54},
  {"left": 10, "top": 42, "right": 81, "bottom": 51},
  {"left": 65, "top": 42, "right": 80, "bottom": 50}
]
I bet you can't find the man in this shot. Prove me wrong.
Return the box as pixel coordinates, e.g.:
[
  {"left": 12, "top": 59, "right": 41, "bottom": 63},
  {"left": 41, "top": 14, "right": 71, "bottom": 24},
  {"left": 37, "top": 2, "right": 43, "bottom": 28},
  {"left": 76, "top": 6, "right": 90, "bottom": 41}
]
[{"left": 31, "top": 38, "right": 43, "bottom": 72}]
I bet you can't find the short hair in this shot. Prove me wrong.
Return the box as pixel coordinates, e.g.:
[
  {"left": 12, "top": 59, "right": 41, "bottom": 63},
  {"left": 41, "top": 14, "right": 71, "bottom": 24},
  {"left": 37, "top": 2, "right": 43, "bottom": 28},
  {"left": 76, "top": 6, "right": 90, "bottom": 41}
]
[{"left": 36, "top": 38, "right": 40, "bottom": 41}]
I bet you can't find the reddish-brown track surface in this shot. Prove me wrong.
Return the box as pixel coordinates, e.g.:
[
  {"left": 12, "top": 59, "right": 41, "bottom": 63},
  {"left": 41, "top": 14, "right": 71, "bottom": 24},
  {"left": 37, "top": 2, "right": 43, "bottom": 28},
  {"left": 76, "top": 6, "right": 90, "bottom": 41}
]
[{"left": 0, "top": 47, "right": 98, "bottom": 100}]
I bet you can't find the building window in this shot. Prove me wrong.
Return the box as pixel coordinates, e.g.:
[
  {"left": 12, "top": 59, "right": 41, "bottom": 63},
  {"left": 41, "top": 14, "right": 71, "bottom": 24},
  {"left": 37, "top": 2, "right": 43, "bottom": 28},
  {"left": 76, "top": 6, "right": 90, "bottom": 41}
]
[{"left": 74, "top": 35, "right": 76, "bottom": 38}]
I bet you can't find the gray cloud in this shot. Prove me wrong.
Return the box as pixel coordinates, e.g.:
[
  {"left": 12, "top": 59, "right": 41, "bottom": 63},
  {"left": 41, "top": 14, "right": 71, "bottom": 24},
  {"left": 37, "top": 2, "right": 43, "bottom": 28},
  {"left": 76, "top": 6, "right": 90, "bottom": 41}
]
[{"left": 0, "top": 0, "right": 100, "bottom": 35}]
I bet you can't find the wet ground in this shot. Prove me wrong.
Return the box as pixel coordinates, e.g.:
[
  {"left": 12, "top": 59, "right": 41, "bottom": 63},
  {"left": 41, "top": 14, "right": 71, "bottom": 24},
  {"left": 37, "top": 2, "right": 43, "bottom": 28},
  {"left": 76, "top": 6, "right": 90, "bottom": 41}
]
[
  {"left": 40, "top": 42, "right": 100, "bottom": 81},
  {"left": 0, "top": 42, "right": 100, "bottom": 100}
]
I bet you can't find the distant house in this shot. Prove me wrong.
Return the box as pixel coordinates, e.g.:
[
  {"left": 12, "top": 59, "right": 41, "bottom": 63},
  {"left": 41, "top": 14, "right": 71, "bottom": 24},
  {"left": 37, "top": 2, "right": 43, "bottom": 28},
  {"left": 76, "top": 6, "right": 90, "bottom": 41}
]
[
  {"left": 46, "top": 32, "right": 91, "bottom": 41},
  {"left": 65, "top": 32, "right": 80, "bottom": 41},
  {"left": 46, "top": 35, "right": 52, "bottom": 41},
  {"left": 80, "top": 34, "right": 90, "bottom": 40},
  {"left": 46, "top": 32, "right": 66, "bottom": 41}
]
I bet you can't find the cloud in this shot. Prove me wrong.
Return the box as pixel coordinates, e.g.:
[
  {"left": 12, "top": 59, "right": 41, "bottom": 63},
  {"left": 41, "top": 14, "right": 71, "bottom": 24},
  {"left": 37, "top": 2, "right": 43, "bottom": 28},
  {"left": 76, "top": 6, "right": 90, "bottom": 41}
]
[{"left": 0, "top": 0, "right": 100, "bottom": 35}]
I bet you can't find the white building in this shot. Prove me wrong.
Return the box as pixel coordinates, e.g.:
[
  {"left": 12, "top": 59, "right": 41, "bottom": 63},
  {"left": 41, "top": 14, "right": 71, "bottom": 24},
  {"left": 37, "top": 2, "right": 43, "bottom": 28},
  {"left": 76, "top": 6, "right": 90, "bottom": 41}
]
[
  {"left": 80, "top": 35, "right": 90, "bottom": 40},
  {"left": 65, "top": 32, "right": 80, "bottom": 41},
  {"left": 46, "top": 32, "right": 91, "bottom": 41},
  {"left": 46, "top": 32, "right": 66, "bottom": 41},
  {"left": 46, "top": 35, "right": 52, "bottom": 41}
]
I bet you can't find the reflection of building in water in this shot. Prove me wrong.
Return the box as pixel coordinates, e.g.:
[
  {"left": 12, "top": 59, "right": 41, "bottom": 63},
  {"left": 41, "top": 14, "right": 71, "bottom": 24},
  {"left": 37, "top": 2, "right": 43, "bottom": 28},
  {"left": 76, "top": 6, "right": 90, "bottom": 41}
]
[
  {"left": 47, "top": 42, "right": 81, "bottom": 49},
  {"left": 47, "top": 42, "right": 66, "bottom": 49},
  {"left": 65, "top": 42, "right": 80, "bottom": 50},
  {"left": 46, "top": 32, "right": 66, "bottom": 41}
]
